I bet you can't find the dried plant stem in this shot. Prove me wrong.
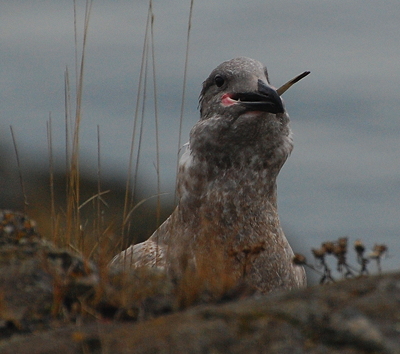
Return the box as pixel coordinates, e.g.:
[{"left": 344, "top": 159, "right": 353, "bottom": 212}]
[
  {"left": 132, "top": 51, "right": 149, "bottom": 207},
  {"left": 96, "top": 125, "right": 102, "bottom": 243},
  {"left": 78, "top": 191, "right": 110, "bottom": 211},
  {"left": 46, "top": 115, "right": 56, "bottom": 242},
  {"left": 9, "top": 126, "right": 28, "bottom": 212},
  {"left": 150, "top": 2, "right": 161, "bottom": 229},
  {"left": 121, "top": 2, "right": 152, "bottom": 247},
  {"left": 175, "top": 0, "right": 194, "bottom": 203},
  {"left": 66, "top": 0, "right": 93, "bottom": 249},
  {"left": 64, "top": 67, "right": 71, "bottom": 177},
  {"left": 148, "top": 1, "right": 163, "bottom": 266}
]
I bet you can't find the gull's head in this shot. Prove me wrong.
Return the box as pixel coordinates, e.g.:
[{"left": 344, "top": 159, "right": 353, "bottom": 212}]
[{"left": 199, "top": 57, "right": 284, "bottom": 120}]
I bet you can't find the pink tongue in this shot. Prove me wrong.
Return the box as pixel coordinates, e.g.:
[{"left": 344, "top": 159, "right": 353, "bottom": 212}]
[{"left": 221, "top": 93, "right": 236, "bottom": 106}]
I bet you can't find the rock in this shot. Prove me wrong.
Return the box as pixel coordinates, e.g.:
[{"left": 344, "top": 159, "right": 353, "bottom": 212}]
[
  {"left": 1, "top": 272, "right": 400, "bottom": 353},
  {"left": 0, "top": 210, "right": 399, "bottom": 353},
  {"left": 0, "top": 210, "right": 98, "bottom": 336}
]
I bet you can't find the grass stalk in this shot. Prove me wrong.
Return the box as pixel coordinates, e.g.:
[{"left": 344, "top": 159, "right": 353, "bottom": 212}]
[
  {"left": 9, "top": 126, "right": 28, "bottom": 213},
  {"left": 150, "top": 2, "right": 161, "bottom": 229},
  {"left": 175, "top": 0, "right": 194, "bottom": 202},
  {"left": 120, "top": 1, "right": 153, "bottom": 251},
  {"left": 65, "top": 0, "right": 93, "bottom": 250},
  {"left": 46, "top": 115, "right": 56, "bottom": 243}
]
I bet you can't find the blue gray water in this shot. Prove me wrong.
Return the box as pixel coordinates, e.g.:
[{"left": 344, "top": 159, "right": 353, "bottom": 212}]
[{"left": 1, "top": 1, "right": 399, "bottom": 274}]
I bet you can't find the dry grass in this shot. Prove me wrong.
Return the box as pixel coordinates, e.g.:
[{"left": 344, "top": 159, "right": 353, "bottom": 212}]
[{"left": 6, "top": 0, "right": 218, "bottom": 323}]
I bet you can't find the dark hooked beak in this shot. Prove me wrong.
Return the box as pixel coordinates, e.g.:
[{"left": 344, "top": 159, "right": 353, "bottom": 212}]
[{"left": 233, "top": 79, "right": 284, "bottom": 114}]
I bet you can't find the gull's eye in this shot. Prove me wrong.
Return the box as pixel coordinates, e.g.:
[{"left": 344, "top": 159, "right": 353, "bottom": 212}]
[{"left": 214, "top": 75, "right": 225, "bottom": 87}]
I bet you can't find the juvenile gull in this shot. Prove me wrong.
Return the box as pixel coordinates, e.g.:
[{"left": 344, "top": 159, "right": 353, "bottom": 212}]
[{"left": 111, "top": 57, "right": 307, "bottom": 293}]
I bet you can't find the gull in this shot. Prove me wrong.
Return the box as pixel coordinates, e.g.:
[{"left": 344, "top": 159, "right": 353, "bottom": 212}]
[{"left": 111, "top": 57, "right": 308, "bottom": 293}]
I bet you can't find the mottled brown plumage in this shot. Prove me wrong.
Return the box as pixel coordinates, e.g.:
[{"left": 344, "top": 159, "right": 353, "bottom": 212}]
[{"left": 111, "top": 57, "right": 306, "bottom": 293}]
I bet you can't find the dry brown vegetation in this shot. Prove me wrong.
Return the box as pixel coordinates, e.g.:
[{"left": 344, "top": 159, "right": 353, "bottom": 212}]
[
  {"left": 3, "top": 0, "right": 213, "bottom": 326},
  {"left": 293, "top": 237, "right": 388, "bottom": 284}
]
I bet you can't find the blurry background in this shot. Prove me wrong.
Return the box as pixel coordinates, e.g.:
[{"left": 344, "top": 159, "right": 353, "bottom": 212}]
[{"left": 1, "top": 1, "right": 399, "bottom": 277}]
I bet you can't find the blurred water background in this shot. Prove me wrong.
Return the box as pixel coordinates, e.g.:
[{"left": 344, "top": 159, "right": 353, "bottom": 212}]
[{"left": 1, "top": 1, "right": 399, "bottom": 279}]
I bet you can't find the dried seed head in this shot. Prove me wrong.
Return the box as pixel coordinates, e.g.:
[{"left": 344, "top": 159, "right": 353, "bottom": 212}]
[
  {"left": 354, "top": 239, "right": 365, "bottom": 254},
  {"left": 312, "top": 248, "right": 326, "bottom": 259},
  {"left": 369, "top": 244, "right": 387, "bottom": 260},
  {"left": 373, "top": 244, "right": 388, "bottom": 256},
  {"left": 333, "top": 244, "right": 346, "bottom": 256},
  {"left": 369, "top": 251, "right": 380, "bottom": 259},
  {"left": 293, "top": 253, "right": 307, "bottom": 265},
  {"left": 338, "top": 237, "right": 348, "bottom": 249},
  {"left": 322, "top": 242, "right": 335, "bottom": 254}
]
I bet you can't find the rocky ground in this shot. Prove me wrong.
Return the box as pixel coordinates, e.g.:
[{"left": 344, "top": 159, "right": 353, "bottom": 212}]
[{"left": 0, "top": 210, "right": 399, "bottom": 353}]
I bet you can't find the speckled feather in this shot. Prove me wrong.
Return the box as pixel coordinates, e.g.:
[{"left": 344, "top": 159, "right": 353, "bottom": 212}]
[{"left": 111, "top": 57, "right": 306, "bottom": 293}]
